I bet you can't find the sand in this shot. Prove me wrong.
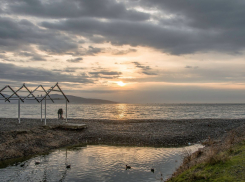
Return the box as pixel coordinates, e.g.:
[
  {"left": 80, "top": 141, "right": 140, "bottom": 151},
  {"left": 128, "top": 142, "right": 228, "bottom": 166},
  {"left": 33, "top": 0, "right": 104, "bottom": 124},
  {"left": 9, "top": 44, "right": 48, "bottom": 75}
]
[{"left": 0, "top": 118, "right": 245, "bottom": 161}]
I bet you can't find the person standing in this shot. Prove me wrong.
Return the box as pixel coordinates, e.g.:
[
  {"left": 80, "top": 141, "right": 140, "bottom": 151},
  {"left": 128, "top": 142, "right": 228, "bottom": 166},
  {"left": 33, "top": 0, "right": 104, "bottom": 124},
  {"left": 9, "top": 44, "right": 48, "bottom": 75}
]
[{"left": 58, "top": 108, "right": 63, "bottom": 119}]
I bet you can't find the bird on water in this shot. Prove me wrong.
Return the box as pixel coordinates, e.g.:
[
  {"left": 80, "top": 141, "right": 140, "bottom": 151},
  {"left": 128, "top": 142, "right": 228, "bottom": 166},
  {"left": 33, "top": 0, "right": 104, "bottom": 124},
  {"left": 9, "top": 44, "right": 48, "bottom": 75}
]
[{"left": 126, "top": 165, "right": 131, "bottom": 169}]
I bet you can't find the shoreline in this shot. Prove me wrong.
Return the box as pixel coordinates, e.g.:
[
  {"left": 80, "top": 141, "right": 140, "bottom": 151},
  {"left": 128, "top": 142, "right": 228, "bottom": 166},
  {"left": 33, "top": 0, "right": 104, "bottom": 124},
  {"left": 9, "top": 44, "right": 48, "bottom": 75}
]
[{"left": 0, "top": 118, "right": 245, "bottom": 162}]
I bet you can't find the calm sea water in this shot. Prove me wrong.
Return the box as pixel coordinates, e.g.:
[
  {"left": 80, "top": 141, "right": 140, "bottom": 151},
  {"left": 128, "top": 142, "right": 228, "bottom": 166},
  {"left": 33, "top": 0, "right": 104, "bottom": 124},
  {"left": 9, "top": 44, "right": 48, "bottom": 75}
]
[
  {"left": 0, "top": 144, "right": 202, "bottom": 182},
  {"left": 1, "top": 103, "right": 245, "bottom": 120}
]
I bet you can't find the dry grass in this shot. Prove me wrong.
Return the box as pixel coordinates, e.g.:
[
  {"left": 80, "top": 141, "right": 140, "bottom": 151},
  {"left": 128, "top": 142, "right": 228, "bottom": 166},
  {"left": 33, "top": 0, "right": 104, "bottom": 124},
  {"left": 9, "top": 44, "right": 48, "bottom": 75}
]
[
  {"left": 204, "top": 146, "right": 229, "bottom": 165},
  {"left": 168, "top": 125, "right": 245, "bottom": 181},
  {"left": 201, "top": 136, "right": 215, "bottom": 146},
  {"left": 182, "top": 149, "right": 193, "bottom": 168}
]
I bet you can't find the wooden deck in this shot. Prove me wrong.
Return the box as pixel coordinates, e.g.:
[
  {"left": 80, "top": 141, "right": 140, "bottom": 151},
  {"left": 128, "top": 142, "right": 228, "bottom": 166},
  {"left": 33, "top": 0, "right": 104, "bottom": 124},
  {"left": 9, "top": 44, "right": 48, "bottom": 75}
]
[{"left": 61, "top": 123, "right": 87, "bottom": 130}]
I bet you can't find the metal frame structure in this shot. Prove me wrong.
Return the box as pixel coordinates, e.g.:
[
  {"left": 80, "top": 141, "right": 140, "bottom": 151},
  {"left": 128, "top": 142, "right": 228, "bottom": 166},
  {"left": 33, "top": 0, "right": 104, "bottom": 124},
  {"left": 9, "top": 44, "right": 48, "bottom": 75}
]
[{"left": 0, "top": 83, "right": 70, "bottom": 125}]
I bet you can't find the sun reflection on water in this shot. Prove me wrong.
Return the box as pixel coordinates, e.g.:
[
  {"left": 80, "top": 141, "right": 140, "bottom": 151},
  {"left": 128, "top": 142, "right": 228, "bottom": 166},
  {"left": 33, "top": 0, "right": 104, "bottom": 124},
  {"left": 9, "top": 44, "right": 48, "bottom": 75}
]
[{"left": 115, "top": 104, "right": 127, "bottom": 119}]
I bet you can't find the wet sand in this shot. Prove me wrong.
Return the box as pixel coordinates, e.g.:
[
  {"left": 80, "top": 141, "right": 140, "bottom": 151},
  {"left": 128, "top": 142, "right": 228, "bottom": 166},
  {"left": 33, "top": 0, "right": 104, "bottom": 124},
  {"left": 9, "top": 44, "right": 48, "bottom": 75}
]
[{"left": 0, "top": 118, "right": 245, "bottom": 161}]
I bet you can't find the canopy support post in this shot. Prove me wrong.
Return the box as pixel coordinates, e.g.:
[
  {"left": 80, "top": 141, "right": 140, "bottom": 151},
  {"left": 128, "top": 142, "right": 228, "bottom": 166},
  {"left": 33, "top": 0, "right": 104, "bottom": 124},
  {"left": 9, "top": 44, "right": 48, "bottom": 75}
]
[
  {"left": 66, "top": 100, "right": 68, "bottom": 123},
  {"left": 45, "top": 96, "right": 46, "bottom": 125},
  {"left": 41, "top": 100, "right": 42, "bottom": 121},
  {"left": 18, "top": 98, "right": 20, "bottom": 123}
]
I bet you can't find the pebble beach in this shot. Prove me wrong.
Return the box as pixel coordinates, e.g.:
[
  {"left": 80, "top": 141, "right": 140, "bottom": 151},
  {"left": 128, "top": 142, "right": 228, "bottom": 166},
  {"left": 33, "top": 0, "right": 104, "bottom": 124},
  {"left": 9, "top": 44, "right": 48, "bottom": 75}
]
[{"left": 0, "top": 118, "right": 245, "bottom": 161}]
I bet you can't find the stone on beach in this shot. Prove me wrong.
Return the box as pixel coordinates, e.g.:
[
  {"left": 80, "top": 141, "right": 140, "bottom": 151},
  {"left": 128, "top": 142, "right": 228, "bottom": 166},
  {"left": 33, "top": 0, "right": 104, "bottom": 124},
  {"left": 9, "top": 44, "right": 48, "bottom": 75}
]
[{"left": 0, "top": 118, "right": 245, "bottom": 161}]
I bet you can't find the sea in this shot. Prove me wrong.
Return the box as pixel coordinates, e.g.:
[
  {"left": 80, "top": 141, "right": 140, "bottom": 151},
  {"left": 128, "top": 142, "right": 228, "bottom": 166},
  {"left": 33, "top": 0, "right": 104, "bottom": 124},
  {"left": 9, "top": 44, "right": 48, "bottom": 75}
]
[{"left": 1, "top": 103, "right": 245, "bottom": 120}]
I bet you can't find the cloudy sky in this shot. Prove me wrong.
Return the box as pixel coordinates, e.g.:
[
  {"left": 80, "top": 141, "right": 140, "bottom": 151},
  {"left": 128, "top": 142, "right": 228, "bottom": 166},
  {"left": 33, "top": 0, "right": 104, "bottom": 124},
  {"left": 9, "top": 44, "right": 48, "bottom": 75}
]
[{"left": 1, "top": 0, "right": 245, "bottom": 103}]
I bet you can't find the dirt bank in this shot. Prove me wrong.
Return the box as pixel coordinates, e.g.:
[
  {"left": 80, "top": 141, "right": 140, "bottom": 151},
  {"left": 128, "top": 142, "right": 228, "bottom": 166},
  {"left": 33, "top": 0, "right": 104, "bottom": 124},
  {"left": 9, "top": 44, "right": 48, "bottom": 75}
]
[{"left": 0, "top": 118, "right": 245, "bottom": 161}]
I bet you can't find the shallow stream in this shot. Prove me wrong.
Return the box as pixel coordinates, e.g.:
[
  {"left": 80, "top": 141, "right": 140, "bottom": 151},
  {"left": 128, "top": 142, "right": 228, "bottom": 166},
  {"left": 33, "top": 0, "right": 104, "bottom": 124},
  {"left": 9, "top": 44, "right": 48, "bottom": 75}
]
[{"left": 0, "top": 144, "right": 202, "bottom": 182}]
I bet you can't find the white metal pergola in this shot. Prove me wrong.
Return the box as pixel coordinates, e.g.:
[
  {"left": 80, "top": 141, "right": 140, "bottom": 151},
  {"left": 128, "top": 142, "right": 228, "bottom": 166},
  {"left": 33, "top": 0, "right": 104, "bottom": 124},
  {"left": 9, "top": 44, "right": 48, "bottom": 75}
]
[{"left": 0, "top": 82, "right": 70, "bottom": 125}]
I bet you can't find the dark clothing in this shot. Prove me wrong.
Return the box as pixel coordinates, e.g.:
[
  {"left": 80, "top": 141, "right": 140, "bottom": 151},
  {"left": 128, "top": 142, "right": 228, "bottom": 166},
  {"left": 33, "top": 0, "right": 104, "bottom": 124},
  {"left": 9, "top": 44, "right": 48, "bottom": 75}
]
[
  {"left": 58, "top": 109, "right": 63, "bottom": 114},
  {"left": 58, "top": 109, "right": 63, "bottom": 119}
]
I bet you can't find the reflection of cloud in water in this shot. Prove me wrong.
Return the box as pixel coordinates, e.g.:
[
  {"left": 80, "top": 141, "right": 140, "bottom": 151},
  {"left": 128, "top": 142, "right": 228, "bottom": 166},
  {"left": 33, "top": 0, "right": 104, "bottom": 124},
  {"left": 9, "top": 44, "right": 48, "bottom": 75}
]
[{"left": 0, "top": 144, "right": 203, "bottom": 182}]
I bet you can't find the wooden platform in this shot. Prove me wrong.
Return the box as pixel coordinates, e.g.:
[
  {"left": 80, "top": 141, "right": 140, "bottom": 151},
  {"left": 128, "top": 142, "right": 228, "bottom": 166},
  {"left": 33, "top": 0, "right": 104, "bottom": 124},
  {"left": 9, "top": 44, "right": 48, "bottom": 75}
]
[
  {"left": 43, "top": 123, "right": 87, "bottom": 130},
  {"left": 59, "top": 123, "right": 87, "bottom": 130}
]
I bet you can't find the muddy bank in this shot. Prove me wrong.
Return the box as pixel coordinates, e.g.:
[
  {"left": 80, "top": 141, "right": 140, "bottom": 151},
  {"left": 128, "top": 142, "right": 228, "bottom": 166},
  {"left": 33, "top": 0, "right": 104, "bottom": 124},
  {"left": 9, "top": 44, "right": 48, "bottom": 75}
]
[{"left": 0, "top": 118, "right": 245, "bottom": 161}]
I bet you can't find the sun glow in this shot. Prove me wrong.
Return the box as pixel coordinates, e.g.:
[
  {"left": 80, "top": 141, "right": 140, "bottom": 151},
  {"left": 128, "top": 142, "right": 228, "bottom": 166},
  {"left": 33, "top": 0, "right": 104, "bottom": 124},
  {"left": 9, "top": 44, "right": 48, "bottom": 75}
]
[{"left": 116, "top": 81, "right": 126, "bottom": 87}]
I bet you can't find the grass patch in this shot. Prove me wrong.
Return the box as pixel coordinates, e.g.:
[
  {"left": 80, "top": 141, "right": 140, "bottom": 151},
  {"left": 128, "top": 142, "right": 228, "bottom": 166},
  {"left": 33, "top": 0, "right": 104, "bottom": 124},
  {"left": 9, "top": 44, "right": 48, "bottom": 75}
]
[{"left": 168, "top": 141, "right": 245, "bottom": 181}]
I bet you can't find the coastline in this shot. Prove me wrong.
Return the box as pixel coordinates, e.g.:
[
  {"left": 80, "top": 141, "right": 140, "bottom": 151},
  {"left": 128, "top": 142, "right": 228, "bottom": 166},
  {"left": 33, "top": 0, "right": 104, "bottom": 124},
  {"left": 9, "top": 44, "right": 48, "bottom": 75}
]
[{"left": 0, "top": 118, "right": 245, "bottom": 162}]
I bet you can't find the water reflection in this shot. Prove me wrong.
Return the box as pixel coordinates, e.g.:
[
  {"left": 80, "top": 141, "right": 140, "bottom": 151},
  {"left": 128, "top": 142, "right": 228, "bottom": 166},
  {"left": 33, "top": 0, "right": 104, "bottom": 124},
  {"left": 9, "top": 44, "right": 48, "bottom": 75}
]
[
  {"left": 115, "top": 104, "right": 127, "bottom": 119},
  {"left": 0, "top": 144, "right": 202, "bottom": 182}
]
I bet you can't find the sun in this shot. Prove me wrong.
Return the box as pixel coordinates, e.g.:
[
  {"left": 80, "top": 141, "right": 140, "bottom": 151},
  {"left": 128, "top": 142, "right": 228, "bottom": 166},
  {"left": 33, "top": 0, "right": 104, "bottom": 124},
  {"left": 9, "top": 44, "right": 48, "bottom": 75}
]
[{"left": 116, "top": 81, "right": 126, "bottom": 87}]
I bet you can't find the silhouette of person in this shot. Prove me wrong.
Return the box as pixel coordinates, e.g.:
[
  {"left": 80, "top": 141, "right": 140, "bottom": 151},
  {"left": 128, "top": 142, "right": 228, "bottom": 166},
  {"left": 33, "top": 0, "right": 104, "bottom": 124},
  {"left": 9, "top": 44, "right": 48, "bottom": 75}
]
[{"left": 58, "top": 108, "right": 63, "bottom": 119}]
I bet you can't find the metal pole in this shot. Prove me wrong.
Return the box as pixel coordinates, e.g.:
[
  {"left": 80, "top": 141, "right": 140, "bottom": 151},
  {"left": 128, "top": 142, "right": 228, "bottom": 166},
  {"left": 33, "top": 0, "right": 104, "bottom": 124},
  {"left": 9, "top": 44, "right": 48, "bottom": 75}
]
[
  {"left": 66, "top": 100, "right": 67, "bottom": 123},
  {"left": 18, "top": 98, "right": 20, "bottom": 123},
  {"left": 41, "top": 100, "right": 42, "bottom": 121},
  {"left": 45, "top": 96, "right": 46, "bottom": 125}
]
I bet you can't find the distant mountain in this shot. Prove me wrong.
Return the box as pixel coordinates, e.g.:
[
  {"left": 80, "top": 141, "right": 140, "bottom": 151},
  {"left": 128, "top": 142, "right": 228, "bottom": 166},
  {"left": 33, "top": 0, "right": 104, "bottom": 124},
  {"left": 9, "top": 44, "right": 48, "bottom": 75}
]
[
  {"left": 51, "top": 94, "right": 118, "bottom": 104},
  {"left": 0, "top": 94, "right": 118, "bottom": 104}
]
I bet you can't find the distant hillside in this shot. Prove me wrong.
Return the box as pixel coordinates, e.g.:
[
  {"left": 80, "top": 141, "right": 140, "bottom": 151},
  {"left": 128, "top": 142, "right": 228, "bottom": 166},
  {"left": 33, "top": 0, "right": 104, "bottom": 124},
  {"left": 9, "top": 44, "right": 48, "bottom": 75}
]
[
  {"left": 0, "top": 94, "right": 118, "bottom": 104},
  {"left": 52, "top": 94, "right": 118, "bottom": 104}
]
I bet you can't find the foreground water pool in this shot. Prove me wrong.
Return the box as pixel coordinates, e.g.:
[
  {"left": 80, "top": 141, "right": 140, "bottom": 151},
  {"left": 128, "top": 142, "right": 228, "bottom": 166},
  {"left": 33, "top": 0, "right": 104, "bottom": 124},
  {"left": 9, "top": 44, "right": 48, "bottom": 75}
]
[{"left": 0, "top": 144, "right": 202, "bottom": 182}]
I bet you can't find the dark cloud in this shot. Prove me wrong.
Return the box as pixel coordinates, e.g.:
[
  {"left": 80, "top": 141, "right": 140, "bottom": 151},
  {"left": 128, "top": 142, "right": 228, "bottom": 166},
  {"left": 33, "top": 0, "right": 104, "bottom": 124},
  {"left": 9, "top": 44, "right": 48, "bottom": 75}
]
[
  {"left": 41, "top": 18, "right": 195, "bottom": 55},
  {"left": 132, "top": 62, "right": 157, "bottom": 75},
  {"left": 0, "top": 17, "right": 78, "bottom": 54},
  {"left": 0, "top": 62, "right": 92, "bottom": 83},
  {"left": 52, "top": 66, "right": 84, "bottom": 73},
  {"left": 86, "top": 46, "right": 101, "bottom": 55},
  {"left": 89, "top": 70, "right": 122, "bottom": 79},
  {"left": 89, "top": 71, "right": 122, "bottom": 75},
  {"left": 3, "top": 0, "right": 149, "bottom": 21},
  {"left": 38, "top": 0, "right": 245, "bottom": 55},
  {"left": 66, "top": 57, "right": 83, "bottom": 63},
  {"left": 63, "top": 67, "right": 84, "bottom": 73},
  {"left": 110, "top": 48, "right": 137, "bottom": 55},
  {"left": 17, "top": 51, "right": 46, "bottom": 61},
  {"left": 1, "top": 0, "right": 244, "bottom": 55},
  {"left": 67, "top": 46, "right": 102, "bottom": 56},
  {"left": 80, "top": 89, "right": 131, "bottom": 94},
  {"left": 140, "top": 0, "right": 245, "bottom": 30}
]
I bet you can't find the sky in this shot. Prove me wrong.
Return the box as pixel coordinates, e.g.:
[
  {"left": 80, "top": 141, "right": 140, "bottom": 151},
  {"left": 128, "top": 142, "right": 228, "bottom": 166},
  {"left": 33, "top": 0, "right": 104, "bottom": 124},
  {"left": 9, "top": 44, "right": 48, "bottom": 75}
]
[{"left": 1, "top": 0, "right": 245, "bottom": 103}]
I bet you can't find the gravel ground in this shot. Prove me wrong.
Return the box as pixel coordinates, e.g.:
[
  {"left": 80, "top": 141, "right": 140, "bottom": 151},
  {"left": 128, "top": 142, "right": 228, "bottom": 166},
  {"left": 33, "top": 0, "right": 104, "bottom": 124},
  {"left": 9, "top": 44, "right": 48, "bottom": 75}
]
[{"left": 0, "top": 118, "right": 245, "bottom": 161}]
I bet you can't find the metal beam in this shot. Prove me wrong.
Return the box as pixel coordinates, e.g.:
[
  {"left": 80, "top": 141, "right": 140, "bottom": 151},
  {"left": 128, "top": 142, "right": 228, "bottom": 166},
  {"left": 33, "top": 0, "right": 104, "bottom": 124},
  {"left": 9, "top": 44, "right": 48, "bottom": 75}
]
[
  {"left": 39, "top": 83, "right": 58, "bottom": 103},
  {"left": 7, "top": 86, "right": 24, "bottom": 102},
  {"left": 6, "top": 85, "right": 24, "bottom": 102},
  {"left": 23, "top": 84, "right": 40, "bottom": 103},
  {"left": 22, "top": 85, "right": 41, "bottom": 101},
  {"left": 56, "top": 83, "right": 70, "bottom": 102},
  {"left": 0, "top": 86, "right": 11, "bottom": 102},
  {"left": 40, "top": 85, "right": 54, "bottom": 103}
]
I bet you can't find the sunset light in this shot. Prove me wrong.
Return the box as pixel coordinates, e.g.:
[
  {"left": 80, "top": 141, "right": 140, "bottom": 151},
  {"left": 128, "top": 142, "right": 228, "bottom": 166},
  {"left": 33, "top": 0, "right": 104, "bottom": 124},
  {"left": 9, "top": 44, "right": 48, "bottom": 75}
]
[
  {"left": 117, "top": 81, "right": 126, "bottom": 87},
  {"left": 1, "top": 1, "right": 245, "bottom": 181}
]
